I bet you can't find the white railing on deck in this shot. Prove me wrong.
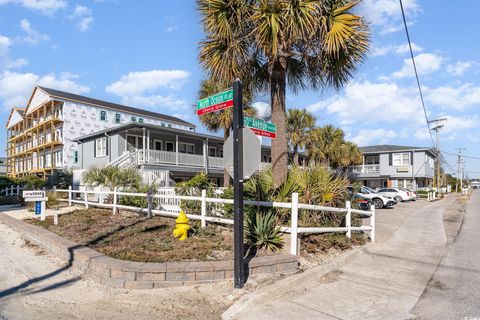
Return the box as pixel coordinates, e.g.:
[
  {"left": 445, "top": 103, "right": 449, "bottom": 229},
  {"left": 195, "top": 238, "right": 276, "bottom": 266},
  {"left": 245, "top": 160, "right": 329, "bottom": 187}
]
[
  {"left": 56, "top": 187, "right": 376, "bottom": 255},
  {"left": 349, "top": 164, "right": 380, "bottom": 174}
]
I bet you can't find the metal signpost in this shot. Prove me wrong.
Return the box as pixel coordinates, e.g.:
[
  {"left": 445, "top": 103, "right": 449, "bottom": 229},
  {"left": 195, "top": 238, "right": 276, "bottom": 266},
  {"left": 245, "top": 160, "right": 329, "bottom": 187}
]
[{"left": 244, "top": 115, "right": 277, "bottom": 139}]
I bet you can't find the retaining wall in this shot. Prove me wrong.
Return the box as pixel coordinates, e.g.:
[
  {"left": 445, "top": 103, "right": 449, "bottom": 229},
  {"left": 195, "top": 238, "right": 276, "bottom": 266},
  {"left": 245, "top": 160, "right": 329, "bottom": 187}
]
[{"left": 0, "top": 213, "right": 298, "bottom": 289}]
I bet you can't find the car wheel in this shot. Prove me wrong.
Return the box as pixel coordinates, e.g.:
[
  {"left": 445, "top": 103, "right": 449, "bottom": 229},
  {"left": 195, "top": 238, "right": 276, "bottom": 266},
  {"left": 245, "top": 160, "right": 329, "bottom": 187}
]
[
  {"left": 395, "top": 196, "right": 402, "bottom": 202},
  {"left": 373, "top": 198, "right": 384, "bottom": 209}
]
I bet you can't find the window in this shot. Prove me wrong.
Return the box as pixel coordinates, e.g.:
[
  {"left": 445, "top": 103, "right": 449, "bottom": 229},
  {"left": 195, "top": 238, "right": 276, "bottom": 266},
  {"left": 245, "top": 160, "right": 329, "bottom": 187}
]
[
  {"left": 426, "top": 155, "right": 434, "bottom": 168},
  {"left": 115, "top": 113, "right": 121, "bottom": 124},
  {"left": 208, "top": 147, "right": 216, "bottom": 157},
  {"left": 131, "top": 116, "right": 137, "bottom": 122},
  {"left": 219, "top": 149, "right": 223, "bottom": 157},
  {"left": 165, "top": 141, "right": 175, "bottom": 152},
  {"left": 179, "top": 142, "right": 195, "bottom": 154},
  {"left": 393, "top": 152, "right": 410, "bottom": 166},
  {"left": 365, "top": 155, "right": 379, "bottom": 165},
  {"left": 161, "top": 122, "right": 166, "bottom": 127},
  {"left": 167, "top": 123, "right": 172, "bottom": 128},
  {"left": 100, "top": 110, "right": 107, "bottom": 121},
  {"left": 153, "top": 140, "right": 162, "bottom": 151},
  {"left": 95, "top": 137, "right": 108, "bottom": 157},
  {"left": 73, "top": 151, "right": 78, "bottom": 163},
  {"left": 139, "top": 118, "right": 144, "bottom": 123}
]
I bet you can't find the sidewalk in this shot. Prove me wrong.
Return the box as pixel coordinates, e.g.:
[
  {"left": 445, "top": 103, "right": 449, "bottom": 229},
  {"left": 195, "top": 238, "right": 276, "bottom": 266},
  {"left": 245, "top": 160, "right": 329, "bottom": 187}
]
[{"left": 223, "top": 197, "right": 457, "bottom": 320}]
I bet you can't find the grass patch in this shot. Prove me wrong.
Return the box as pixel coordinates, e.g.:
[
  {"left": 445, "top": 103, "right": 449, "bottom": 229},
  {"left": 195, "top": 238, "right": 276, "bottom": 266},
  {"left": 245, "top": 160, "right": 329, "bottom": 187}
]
[
  {"left": 302, "top": 233, "right": 369, "bottom": 254},
  {"left": 27, "top": 208, "right": 233, "bottom": 262}
]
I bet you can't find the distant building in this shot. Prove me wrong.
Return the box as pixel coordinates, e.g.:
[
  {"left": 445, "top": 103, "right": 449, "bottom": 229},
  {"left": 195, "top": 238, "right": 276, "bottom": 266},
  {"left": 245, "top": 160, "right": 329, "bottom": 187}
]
[
  {"left": 348, "top": 145, "right": 436, "bottom": 190},
  {"left": 6, "top": 87, "right": 195, "bottom": 179},
  {"left": 0, "top": 157, "right": 6, "bottom": 176}
]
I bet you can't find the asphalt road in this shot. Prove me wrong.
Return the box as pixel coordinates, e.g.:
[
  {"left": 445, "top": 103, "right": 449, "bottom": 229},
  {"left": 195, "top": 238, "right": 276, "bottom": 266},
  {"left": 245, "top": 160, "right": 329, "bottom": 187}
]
[{"left": 413, "top": 190, "right": 480, "bottom": 319}]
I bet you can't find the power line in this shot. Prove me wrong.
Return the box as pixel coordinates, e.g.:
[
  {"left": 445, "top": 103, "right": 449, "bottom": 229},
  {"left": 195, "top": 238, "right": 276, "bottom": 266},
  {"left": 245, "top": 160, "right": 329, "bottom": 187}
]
[
  {"left": 398, "top": 0, "right": 435, "bottom": 148},
  {"left": 443, "top": 151, "right": 480, "bottom": 160}
]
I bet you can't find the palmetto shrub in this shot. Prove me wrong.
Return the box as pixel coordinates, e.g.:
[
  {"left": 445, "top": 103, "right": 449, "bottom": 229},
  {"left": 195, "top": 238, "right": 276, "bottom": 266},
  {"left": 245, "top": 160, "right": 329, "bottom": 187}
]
[{"left": 246, "top": 210, "right": 283, "bottom": 252}]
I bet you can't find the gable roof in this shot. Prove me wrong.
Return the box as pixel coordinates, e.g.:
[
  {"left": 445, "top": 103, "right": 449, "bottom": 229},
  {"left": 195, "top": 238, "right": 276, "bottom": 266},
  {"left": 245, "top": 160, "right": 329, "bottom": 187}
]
[
  {"left": 359, "top": 145, "right": 435, "bottom": 154},
  {"left": 32, "top": 86, "right": 195, "bottom": 127},
  {"left": 5, "top": 108, "right": 25, "bottom": 128}
]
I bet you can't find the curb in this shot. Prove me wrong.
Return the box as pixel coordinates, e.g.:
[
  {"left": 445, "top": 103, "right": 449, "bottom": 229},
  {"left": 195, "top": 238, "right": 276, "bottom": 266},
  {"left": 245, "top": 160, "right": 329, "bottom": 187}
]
[{"left": 221, "top": 243, "right": 368, "bottom": 319}]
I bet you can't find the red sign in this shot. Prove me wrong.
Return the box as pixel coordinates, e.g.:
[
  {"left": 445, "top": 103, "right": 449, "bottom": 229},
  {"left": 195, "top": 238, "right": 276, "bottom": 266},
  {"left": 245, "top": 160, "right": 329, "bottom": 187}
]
[
  {"left": 250, "top": 128, "right": 276, "bottom": 139},
  {"left": 197, "top": 99, "right": 234, "bottom": 115}
]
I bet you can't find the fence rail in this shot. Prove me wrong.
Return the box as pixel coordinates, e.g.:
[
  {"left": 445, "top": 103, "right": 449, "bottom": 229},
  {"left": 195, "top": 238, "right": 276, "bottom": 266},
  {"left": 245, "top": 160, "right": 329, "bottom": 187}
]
[{"left": 54, "top": 187, "right": 375, "bottom": 255}]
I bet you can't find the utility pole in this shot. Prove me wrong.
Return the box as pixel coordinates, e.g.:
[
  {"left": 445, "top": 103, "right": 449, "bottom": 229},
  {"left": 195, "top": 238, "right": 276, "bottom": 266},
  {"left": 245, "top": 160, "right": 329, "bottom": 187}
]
[
  {"left": 429, "top": 118, "right": 447, "bottom": 190},
  {"left": 455, "top": 148, "right": 465, "bottom": 193}
]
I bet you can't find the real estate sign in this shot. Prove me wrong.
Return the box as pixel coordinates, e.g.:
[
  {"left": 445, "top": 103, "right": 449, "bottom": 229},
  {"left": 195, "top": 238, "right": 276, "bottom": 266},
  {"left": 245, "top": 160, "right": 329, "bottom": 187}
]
[
  {"left": 243, "top": 116, "right": 276, "bottom": 139},
  {"left": 196, "top": 89, "right": 234, "bottom": 115}
]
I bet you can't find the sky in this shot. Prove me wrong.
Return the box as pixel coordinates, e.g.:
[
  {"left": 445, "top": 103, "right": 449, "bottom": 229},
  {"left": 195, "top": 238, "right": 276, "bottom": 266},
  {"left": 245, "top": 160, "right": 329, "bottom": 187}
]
[{"left": 0, "top": 0, "right": 479, "bottom": 178}]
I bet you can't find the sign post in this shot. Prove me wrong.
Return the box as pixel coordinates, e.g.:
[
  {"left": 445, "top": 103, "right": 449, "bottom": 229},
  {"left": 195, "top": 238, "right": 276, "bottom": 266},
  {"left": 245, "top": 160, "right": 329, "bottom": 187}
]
[
  {"left": 232, "top": 79, "right": 245, "bottom": 289},
  {"left": 23, "top": 190, "right": 48, "bottom": 221}
]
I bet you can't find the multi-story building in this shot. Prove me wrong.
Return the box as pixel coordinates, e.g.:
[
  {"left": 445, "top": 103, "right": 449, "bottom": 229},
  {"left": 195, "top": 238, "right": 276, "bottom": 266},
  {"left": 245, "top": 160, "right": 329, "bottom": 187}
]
[
  {"left": 348, "top": 145, "right": 436, "bottom": 190},
  {"left": 0, "top": 156, "right": 6, "bottom": 176},
  {"left": 6, "top": 86, "right": 195, "bottom": 179}
]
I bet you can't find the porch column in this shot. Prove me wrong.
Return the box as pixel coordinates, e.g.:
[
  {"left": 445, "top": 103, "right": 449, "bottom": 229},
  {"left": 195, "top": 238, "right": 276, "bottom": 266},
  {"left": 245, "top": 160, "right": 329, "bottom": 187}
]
[
  {"left": 203, "top": 138, "right": 208, "bottom": 173},
  {"left": 142, "top": 128, "right": 146, "bottom": 163},
  {"left": 175, "top": 135, "right": 179, "bottom": 165},
  {"left": 147, "top": 129, "right": 150, "bottom": 163}
]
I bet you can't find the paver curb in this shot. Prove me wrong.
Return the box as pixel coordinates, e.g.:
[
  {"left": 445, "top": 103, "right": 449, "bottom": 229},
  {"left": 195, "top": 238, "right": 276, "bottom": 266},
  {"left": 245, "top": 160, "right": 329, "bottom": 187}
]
[
  {"left": 221, "top": 244, "right": 368, "bottom": 320},
  {"left": 0, "top": 213, "right": 298, "bottom": 289}
]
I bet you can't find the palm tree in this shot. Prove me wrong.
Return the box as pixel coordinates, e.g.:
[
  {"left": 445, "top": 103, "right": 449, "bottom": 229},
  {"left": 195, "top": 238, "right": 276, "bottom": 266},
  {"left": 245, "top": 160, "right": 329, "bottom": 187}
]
[
  {"left": 306, "top": 127, "right": 327, "bottom": 166},
  {"left": 287, "top": 109, "right": 315, "bottom": 165},
  {"left": 321, "top": 124, "right": 345, "bottom": 166},
  {"left": 198, "top": 0, "right": 369, "bottom": 187},
  {"left": 197, "top": 79, "right": 256, "bottom": 187},
  {"left": 336, "top": 141, "right": 362, "bottom": 172},
  {"left": 83, "top": 166, "right": 141, "bottom": 193}
]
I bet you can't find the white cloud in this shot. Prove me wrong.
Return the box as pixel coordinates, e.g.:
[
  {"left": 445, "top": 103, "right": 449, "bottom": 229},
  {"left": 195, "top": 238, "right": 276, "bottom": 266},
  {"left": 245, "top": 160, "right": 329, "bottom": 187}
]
[
  {"left": 0, "top": 0, "right": 66, "bottom": 15},
  {"left": 106, "top": 69, "right": 190, "bottom": 96},
  {"left": 0, "top": 34, "right": 28, "bottom": 69},
  {"left": 106, "top": 69, "right": 190, "bottom": 110},
  {"left": 371, "top": 42, "right": 423, "bottom": 57},
  {"left": 19, "top": 19, "right": 49, "bottom": 45},
  {"left": 426, "top": 84, "right": 480, "bottom": 110},
  {"left": 440, "top": 115, "right": 479, "bottom": 133},
  {"left": 391, "top": 53, "right": 443, "bottom": 78},
  {"left": 359, "top": 0, "right": 420, "bottom": 34},
  {"left": 446, "top": 61, "right": 473, "bottom": 76},
  {"left": 350, "top": 128, "right": 397, "bottom": 146},
  {"left": 307, "top": 80, "right": 425, "bottom": 126},
  {"left": 0, "top": 71, "right": 90, "bottom": 108},
  {"left": 70, "top": 5, "right": 94, "bottom": 32}
]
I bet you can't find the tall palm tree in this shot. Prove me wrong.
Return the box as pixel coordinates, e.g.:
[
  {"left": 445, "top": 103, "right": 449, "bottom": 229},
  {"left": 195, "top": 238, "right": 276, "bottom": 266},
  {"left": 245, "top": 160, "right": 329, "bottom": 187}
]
[
  {"left": 198, "top": 0, "right": 369, "bottom": 187},
  {"left": 336, "top": 141, "right": 362, "bottom": 172},
  {"left": 321, "top": 124, "right": 345, "bottom": 166},
  {"left": 306, "top": 127, "right": 327, "bottom": 165},
  {"left": 287, "top": 109, "right": 315, "bottom": 165},
  {"left": 197, "top": 79, "right": 256, "bottom": 186}
]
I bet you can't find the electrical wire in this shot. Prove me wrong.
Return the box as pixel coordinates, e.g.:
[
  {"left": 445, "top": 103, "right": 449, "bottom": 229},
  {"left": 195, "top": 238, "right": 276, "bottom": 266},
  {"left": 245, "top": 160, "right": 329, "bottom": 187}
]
[
  {"left": 399, "top": 0, "right": 435, "bottom": 148},
  {"left": 442, "top": 151, "right": 480, "bottom": 160}
]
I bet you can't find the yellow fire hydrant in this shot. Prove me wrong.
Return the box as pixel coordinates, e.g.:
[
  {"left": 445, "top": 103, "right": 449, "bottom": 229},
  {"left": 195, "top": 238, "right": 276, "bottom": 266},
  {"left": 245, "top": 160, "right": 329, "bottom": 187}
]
[{"left": 173, "top": 210, "right": 190, "bottom": 241}]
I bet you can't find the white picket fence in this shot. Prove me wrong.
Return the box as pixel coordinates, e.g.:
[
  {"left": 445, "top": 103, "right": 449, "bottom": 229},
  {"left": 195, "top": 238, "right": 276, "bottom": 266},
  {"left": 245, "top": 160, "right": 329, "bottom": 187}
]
[
  {"left": 55, "top": 187, "right": 375, "bottom": 256},
  {"left": 0, "top": 185, "right": 22, "bottom": 196}
]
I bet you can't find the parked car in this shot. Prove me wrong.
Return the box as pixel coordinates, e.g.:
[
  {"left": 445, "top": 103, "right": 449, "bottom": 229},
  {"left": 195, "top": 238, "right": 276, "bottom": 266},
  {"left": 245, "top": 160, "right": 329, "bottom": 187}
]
[
  {"left": 377, "top": 188, "right": 412, "bottom": 202},
  {"left": 347, "top": 186, "right": 396, "bottom": 209},
  {"left": 399, "top": 188, "right": 417, "bottom": 201},
  {"left": 352, "top": 193, "right": 372, "bottom": 211}
]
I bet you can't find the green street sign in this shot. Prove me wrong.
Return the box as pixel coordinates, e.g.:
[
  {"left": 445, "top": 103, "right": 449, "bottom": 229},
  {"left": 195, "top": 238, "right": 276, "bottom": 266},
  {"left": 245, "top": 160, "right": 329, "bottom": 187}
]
[
  {"left": 244, "top": 116, "right": 276, "bottom": 139},
  {"left": 197, "top": 89, "right": 234, "bottom": 115}
]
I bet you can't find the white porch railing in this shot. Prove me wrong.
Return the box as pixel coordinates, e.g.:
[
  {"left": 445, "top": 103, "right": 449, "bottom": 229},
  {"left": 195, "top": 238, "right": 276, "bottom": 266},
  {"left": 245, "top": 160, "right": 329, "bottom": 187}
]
[
  {"left": 349, "top": 164, "right": 380, "bottom": 174},
  {"left": 56, "top": 187, "right": 375, "bottom": 256}
]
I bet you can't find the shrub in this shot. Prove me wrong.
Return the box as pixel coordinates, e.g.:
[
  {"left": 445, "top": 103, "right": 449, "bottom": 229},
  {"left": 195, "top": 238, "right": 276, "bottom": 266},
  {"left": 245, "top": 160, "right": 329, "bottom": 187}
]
[
  {"left": 15, "top": 175, "right": 45, "bottom": 189},
  {"left": 0, "top": 195, "right": 22, "bottom": 205},
  {"left": 175, "top": 173, "right": 215, "bottom": 214},
  {"left": 0, "top": 176, "right": 15, "bottom": 190},
  {"left": 245, "top": 209, "right": 284, "bottom": 252},
  {"left": 46, "top": 170, "right": 72, "bottom": 189}
]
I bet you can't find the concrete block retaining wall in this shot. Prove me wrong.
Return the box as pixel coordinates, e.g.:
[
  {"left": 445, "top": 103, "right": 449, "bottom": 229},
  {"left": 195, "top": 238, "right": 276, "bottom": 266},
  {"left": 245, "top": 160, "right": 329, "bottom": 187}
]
[{"left": 0, "top": 213, "right": 298, "bottom": 289}]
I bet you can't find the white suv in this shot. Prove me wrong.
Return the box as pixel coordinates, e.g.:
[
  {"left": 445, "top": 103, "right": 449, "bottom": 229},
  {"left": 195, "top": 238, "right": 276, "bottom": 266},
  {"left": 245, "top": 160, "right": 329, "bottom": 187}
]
[
  {"left": 348, "top": 186, "right": 397, "bottom": 209},
  {"left": 377, "top": 188, "right": 411, "bottom": 202}
]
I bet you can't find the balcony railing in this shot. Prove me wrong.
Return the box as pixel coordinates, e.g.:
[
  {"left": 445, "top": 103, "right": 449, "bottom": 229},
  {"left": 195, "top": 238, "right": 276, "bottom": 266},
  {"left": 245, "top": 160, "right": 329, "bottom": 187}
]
[{"left": 348, "top": 164, "right": 380, "bottom": 175}]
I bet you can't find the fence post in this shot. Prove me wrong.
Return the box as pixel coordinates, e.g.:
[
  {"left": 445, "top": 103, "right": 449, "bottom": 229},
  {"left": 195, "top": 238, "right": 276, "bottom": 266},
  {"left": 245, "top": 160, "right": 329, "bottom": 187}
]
[
  {"left": 346, "top": 201, "right": 352, "bottom": 239},
  {"left": 290, "top": 192, "right": 299, "bottom": 256},
  {"left": 10, "top": 185, "right": 14, "bottom": 196},
  {"left": 53, "top": 212, "right": 58, "bottom": 225},
  {"left": 147, "top": 189, "right": 152, "bottom": 219},
  {"left": 84, "top": 188, "right": 89, "bottom": 209},
  {"left": 370, "top": 206, "right": 376, "bottom": 242},
  {"left": 68, "top": 186, "right": 72, "bottom": 206},
  {"left": 201, "top": 189, "right": 207, "bottom": 228},
  {"left": 16, "top": 185, "right": 20, "bottom": 196},
  {"left": 112, "top": 187, "right": 117, "bottom": 215}
]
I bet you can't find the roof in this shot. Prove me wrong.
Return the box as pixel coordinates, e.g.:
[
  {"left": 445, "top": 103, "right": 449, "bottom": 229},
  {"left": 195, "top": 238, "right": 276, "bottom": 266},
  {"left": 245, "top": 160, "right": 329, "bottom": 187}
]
[
  {"left": 36, "top": 86, "right": 195, "bottom": 127},
  {"left": 359, "top": 145, "right": 435, "bottom": 154},
  {"left": 75, "top": 122, "right": 224, "bottom": 142},
  {"left": 5, "top": 107, "right": 25, "bottom": 128}
]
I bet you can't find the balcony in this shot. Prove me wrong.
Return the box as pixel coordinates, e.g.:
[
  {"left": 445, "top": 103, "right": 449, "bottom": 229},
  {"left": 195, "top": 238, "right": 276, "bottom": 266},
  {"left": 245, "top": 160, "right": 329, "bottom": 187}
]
[
  {"left": 348, "top": 164, "right": 380, "bottom": 176},
  {"left": 111, "top": 149, "right": 270, "bottom": 172}
]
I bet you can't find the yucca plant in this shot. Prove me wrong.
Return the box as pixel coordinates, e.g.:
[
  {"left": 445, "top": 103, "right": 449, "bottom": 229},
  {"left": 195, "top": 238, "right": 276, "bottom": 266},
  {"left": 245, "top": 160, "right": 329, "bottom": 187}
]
[{"left": 245, "top": 210, "right": 284, "bottom": 252}]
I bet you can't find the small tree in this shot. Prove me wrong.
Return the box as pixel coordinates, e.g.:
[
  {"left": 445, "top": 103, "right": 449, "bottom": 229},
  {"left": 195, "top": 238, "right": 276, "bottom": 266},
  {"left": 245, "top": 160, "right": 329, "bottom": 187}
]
[
  {"left": 287, "top": 109, "right": 316, "bottom": 165},
  {"left": 83, "top": 166, "right": 141, "bottom": 191}
]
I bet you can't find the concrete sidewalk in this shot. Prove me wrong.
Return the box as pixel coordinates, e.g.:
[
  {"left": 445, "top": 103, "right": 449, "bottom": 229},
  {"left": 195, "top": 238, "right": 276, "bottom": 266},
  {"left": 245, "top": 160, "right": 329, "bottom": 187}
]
[{"left": 223, "top": 197, "right": 457, "bottom": 320}]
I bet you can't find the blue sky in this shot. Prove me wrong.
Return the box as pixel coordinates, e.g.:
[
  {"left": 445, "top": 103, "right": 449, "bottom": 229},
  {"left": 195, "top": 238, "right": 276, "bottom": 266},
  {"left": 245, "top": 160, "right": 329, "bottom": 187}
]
[{"left": 1, "top": 0, "right": 479, "bottom": 178}]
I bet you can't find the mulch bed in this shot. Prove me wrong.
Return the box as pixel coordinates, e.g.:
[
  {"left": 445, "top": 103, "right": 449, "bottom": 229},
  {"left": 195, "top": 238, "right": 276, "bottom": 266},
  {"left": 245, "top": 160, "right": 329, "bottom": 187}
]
[{"left": 27, "top": 208, "right": 233, "bottom": 263}]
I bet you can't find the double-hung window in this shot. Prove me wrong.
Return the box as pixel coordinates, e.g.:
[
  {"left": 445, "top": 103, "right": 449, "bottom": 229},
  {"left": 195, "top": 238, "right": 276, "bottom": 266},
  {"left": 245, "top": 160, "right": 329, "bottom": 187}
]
[
  {"left": 393, "top": 152, "right": 410, "bottom": 166},
  {"left": 179, "top": 142, "right": 195, "bottom": 154},
  {"left": 100, "top": 110, "right": 107, "bottom": 121},
  {"left": 95, "top": 137, "right": 108, "bottom": 157},
  {"left": 115, "top": 113, "right": 121, "bottom": 124}
]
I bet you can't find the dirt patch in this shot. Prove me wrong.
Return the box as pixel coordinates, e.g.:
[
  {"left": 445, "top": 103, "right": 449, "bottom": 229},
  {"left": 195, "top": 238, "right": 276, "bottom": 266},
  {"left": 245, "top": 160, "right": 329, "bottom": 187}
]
[
  {"left": 442, "top": 198, "right": 468, "bottom": 245},
  {"left": 21, "top": 237, "right": 46, "bottom": 256},
  {"left": 27, "top": 208, "right": 233, "bottom": 262}
]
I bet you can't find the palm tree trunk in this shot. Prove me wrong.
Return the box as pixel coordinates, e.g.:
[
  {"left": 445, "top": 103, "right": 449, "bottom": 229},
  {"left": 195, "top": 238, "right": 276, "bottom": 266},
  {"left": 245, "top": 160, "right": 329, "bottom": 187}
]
[
  {"left": 293, "top": 145, "right": 299, "bottom": 165},
  {"left": 223, "top": 130, "right": 230, "bottom": 187},
  {"left": 270, "top": 60, "right": 288, "bottom": 188}
]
